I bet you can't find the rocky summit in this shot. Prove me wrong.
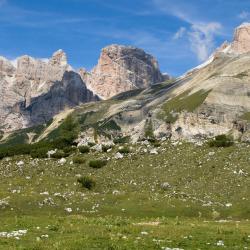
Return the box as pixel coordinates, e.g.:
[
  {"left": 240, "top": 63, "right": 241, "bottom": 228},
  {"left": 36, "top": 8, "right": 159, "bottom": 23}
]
[
  {"left": 79, "top": 44, "right": 167, "bottom": 99},
  {"left": 215, "top": 22, "right": 250, "bottom": 55}
]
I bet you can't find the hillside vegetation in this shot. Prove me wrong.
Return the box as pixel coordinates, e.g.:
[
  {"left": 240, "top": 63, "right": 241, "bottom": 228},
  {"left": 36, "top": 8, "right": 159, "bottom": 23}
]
[{"left": 0, "top": 140, "right": 249, "bottom": 249}]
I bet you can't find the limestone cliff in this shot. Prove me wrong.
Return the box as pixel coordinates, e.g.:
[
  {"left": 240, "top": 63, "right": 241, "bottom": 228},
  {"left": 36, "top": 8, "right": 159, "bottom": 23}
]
[
  {"left": 0, "top": 50, "right": 98, "bottom": 132},
  {"left": 80, "top": 45, "right": 166, "bottom": 99}
]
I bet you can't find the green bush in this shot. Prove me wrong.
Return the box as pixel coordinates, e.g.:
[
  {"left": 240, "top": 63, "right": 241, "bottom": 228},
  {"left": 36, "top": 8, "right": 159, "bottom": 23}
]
[
  {"left": 113, "top": 136, "right": 130, "bottom": 144},
  {"left": 208, "top": 134, "right": 234, "bottom": 148},
  {"left": 88, "top": 142, "right": 96, "bottom": 147},
  {"left": 73, "top": 156, "right": 86, "bottom": 164},
  {"left": 30, "top": 147, "right": 49, "bottom": 159},
  {"left": 77, "top": 176, "right": 96, "bottom": 190},
  {"left": 118, "top": 147, "right": 130, "bottom": 154},
  {"left": 151, "top": 141, "right": 161, "bottom": 147},
  {"left": 89, "top": 159, "right": 107, "bottom": 169},
  {"left": 51, "top": 150, "right": 67, "bottom": 159},
  {"left": 63, "top": 146, "right": 76, "bottom": 155},
  {"left": 78, "top": 145, "right": 90, "bottom": 154},
  {"left": 0, "top": 144, "right": 32, "bottom": 159},
  {"left": 102, "top": 145, "right": 112, "bottom": 152},
  {"left": 144, "top": 120, "right": 154, "bottom": 139}
]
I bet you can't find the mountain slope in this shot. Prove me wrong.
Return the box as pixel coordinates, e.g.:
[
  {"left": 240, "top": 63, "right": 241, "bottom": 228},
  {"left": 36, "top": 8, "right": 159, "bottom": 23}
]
[{"left": 1, "top": 23, "right": 250, "bottom": 145}]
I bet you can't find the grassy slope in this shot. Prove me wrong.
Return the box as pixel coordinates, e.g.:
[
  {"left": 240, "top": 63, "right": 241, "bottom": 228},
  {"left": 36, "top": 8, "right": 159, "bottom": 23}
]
[
  {"left": 241, "top": 112, "right": 250, "bottom": 122},
  {"left": 158, "top": 90, "right": 211, "bottom": 123},
  {"left": 0, "top": 142, "right": 249, "bottom": 249}
]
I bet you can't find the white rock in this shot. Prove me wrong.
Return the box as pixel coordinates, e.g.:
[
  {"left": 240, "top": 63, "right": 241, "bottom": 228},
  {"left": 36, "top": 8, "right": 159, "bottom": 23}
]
[
  {"left": 16, "top": 161, "right": 24, "bottom": 166},
  {"left": 92, "top": 144, "right": 102, "bottom": 152},
  {"left": 115, "top": 152, "right": 124, "bottom": 159},
  {"left": 65, "top": 207, "right": 72, "bottom": 213},
  {"left": 47, "top": 149, "right": 57, "bottom": 158},
  {"left": 58, "top": 158, "right": 66, "bottom": 165},
  {"left": 150, "top": 148, "right": 158, "bottom": 155},
  {"left": 216, "top": 240, "right": 224, "bottom": 246},
  {"left": 161, "top": 182, "right": 171, "bottom": 190}
]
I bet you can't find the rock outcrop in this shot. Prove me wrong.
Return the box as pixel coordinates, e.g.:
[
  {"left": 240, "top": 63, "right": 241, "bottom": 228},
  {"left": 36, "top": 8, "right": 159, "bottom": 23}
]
[
  {"left": 214, "top": 23, "right": 250, "bottom": 55},
  {"left": 231, "top": 23, "right": 250, "bottom": 54},
  {"left": 80, "top": 45, "right": 166, "bottom": 99},
  {"left": 0, "top": 50, "right": 98, "bottom": 132}
]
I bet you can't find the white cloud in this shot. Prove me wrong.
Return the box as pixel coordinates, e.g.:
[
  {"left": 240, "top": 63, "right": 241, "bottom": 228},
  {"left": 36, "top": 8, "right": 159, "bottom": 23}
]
[
  {"left": 173, "top": 27, "right": 186, "bottom": 40},
  {"left": 188, "top": 22, "right": 222, "bottom": 61},
  {"left": 152, "top": 0, "right": 222, "bottom": 62},
  {"left": 239, "top": 11, "right": 250, "bottom": 20}
]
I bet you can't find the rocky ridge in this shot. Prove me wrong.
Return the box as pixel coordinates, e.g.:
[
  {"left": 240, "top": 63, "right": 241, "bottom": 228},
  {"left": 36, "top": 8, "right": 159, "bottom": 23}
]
[
  {"left": 0, "top": 50, "right": 98, "bottom": 132},
  {"left": 0, "top": 46, "right": 164, "bottom": 133}
]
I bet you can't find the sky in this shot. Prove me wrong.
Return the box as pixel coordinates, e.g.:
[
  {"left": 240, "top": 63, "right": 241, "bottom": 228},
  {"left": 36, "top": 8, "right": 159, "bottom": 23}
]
[{"left": 0, "top": 0, "right": 249, "bottom": 76}]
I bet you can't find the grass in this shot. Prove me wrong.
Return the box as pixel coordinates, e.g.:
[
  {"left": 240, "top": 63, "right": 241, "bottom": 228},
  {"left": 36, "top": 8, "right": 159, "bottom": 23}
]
[
  {"left": 158, "top": 89, "right": 211, "bottom": 123},
  {"left": 112, "top": 89, "right": 144, "bottom": 101},
  {"left": 235, "top": 71, "right": 249, "bottom": 79},
  {"left": 0, "top": 121, "right": 52, "bottom": 147},
  {"left": 240, "top": 112, "right": 250, "bottom": 122},
  {"left": 144, "top": 120, "right": 154, "bottom": 139},
  {"left": 0, "top": 142, "right": 249, "bottom": 249}
]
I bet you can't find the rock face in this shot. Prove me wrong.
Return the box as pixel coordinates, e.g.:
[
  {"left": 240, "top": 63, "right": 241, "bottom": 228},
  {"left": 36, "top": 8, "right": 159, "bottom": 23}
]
[
  {"left": 215, "top": 23, "right": 250, "bottom": 55},
  {"left": 0, "top": 50, "right": 98, "bottom": 132},
  {"left": 81, "top": 45, "right": 166, "bottom": 99},
  {"left": 231, "top": 23, "right": 250, "bottom": 54}
]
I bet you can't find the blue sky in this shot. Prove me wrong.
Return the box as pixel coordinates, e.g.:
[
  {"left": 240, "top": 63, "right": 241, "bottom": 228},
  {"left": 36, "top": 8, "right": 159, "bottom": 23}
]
[{"left": 0, "top": 0, "right": 249, "bottom": 76}]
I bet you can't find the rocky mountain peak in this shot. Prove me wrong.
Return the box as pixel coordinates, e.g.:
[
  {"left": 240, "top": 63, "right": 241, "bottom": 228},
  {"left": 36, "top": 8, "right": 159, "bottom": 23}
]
[
  {"left": 231, "top": 22, "right": 250, "bottom": 54},
  {"left": 0, "top": 56, "right": 16, "bottom": 75},
  {"left": 49, "top": 49, "right": 68, "bottom": 66},
  {"left": 83, "top": 44, "right": 165, "bottom": 99}
]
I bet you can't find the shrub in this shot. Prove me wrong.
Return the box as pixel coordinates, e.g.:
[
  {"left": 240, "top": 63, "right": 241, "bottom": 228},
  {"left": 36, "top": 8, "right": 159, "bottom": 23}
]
[
  {"left": 151, "top": 141, "right": 161, "bottom": 147},
  {"left": 147, "top": 137, "right": 157, "bottom": 143},
  {"left": 102, "top": 145, "right": 112, "bottom": 152},
  {"left": 89, "top": 159, "right": 107, "bottom": 169},
  {"left": 88, "top": 142, "right": 96, "bottom": 147},
  {"left": 113, "top": 136, "right": 130, "bottom": 144},
  {"left": 118, "top": 147, "right": 130, "bottom": 154},
  {"left": 208, "top": 134, "right": 234, "bottom": 148},
  {"left": 30, "top": 147, "right": 49, "bottom": 159},
  {"left": 77, "top": 176, "right": 96, "bottom": 190},
  {"left": 63, "top": 146, "right": 76, "bottom": 155},
  {"left": 73, "top": 156, "right": 86, "bottom": 164},
  {"left": 51, "top": 150, "right": 67, "bottom": 159},
  {"left": 144, "top": 120, "right": 154, "bottom": 139},
  {"left": 78, "top": 145, "right": 90, "bottom": 154}
]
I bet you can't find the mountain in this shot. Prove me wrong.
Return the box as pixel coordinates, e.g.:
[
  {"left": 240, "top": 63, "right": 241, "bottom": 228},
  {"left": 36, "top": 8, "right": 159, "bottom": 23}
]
[
  {"left": 1, "top": 23, "right": 250, "bottom": 145},
  {"left": 0, "top": 46, "right": 164, "bottom": 134},
  {"left": 31, "top": 23, "right": 250, "bottom": 145},
  {"left": 78, "top": 44, "right": 167, "bottom": 100},
  {"left": 0, "top": 50, "right": 98, "bottom": 133}
]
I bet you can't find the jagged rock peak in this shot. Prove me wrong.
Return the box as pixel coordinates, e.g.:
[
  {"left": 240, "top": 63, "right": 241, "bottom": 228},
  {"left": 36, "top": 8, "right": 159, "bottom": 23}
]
[
  {"left": 84, "top": 44, "right": 165, "bottom": 99},
  {"left": 0, "top": 56, "right": 16, "bottom": 74},
  {"left": 231, "top": 22, "right": 250, "bottom": 54},
  {"left": 49, "top": 49, "right": 68, "bottom": 66}
]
